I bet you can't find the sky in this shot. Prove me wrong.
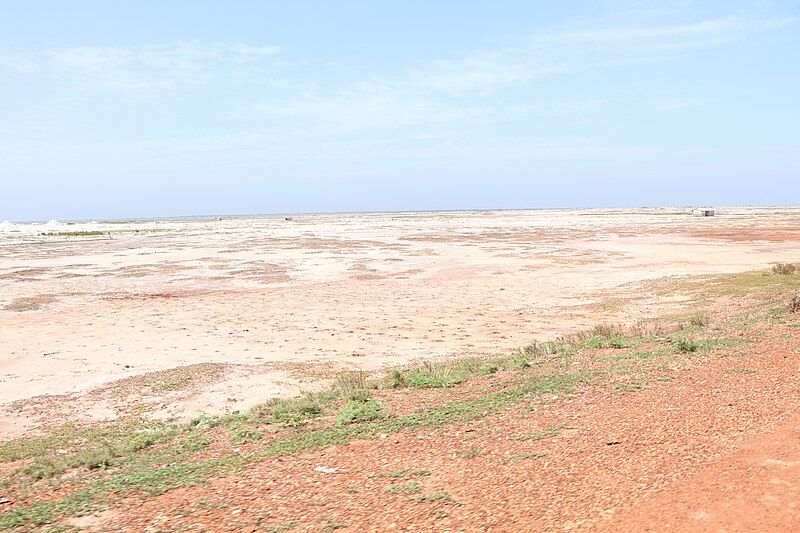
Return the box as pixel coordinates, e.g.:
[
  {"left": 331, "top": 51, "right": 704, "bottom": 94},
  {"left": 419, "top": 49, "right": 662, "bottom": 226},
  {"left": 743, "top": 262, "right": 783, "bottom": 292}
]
[{"left": 1, "top": 1, "right": 799, "bottom": 221}]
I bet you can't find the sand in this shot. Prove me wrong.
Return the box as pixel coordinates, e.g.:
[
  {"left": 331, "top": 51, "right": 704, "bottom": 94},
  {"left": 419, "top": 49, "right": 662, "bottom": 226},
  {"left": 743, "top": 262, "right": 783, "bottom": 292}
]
[{"left": 2, "top": 207, "right": 800, "bottom": 439}]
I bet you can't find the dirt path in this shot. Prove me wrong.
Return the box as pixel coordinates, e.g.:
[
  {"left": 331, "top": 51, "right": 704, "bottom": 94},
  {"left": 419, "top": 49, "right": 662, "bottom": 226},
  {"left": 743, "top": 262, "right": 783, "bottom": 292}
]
[{"left": 90, "top": 321, "right": 800, "bottom": 532}]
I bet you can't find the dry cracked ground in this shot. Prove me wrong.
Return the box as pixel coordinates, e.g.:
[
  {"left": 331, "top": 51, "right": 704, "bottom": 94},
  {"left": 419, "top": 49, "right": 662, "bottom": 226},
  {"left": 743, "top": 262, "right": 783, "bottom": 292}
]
[{"left": 1, "top": 265, "right": 800, "bottom": 532}]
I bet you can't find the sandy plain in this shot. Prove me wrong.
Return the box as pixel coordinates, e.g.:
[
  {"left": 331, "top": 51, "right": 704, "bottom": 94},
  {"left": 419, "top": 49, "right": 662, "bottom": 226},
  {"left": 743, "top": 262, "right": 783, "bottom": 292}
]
[{"left": 2, "top": 207, "right": 800, "bottom": 440}]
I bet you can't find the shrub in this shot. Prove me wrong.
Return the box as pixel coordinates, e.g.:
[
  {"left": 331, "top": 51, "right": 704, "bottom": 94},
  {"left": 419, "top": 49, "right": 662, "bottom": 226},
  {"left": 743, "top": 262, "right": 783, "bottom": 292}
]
[
  {"left": 386, "top": 369, "right": 408, "bottom": 389},
  {"left": 333, "top": 370, "right": 374, "bottom": 397},
  {"left": 193, "top": 413, "right": 222, "bottom": 429},
  {"left": 789, "top": 295, "right": 800, "bottom": 314},
  {"left": 772, "top": 263, "right": 797, "bottom": 275},
  {"left": 590, "top": 323, "right": 619, "bottom": 338},
  {"left": 259, "top": 395, "right": 326, "bottom": 427}
]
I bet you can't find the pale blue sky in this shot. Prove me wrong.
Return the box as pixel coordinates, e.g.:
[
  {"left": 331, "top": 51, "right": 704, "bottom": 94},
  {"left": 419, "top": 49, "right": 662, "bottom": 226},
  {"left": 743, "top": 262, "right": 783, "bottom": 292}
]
[{"left": 1, "top": 1, "right": 798, "bottom": 221}]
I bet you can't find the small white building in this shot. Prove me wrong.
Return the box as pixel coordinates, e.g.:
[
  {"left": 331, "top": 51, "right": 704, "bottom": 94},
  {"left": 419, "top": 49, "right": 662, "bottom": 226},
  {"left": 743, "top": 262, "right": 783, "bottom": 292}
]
[{"left": 693, "top": 208, "right": 715, "bottom": 217}]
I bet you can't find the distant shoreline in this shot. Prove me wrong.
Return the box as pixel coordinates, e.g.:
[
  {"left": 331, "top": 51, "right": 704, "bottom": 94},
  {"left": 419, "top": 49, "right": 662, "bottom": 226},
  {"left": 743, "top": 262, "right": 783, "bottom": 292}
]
[{"left": 6, "top": 204, "right": 799, "bottom": 225}]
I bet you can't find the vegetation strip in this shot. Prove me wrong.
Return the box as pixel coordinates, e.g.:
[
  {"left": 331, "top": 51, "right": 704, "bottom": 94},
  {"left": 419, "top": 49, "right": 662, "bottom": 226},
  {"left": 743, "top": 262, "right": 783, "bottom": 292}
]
[{"left": 0, "top": 373, "right": 581, "bottom": 528}]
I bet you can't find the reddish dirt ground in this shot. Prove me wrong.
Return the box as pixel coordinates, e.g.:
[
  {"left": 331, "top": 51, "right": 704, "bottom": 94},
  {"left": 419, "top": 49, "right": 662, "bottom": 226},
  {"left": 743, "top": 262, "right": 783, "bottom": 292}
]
[{"left": 87, "top": 322, "right": 800, "bottom": 532}]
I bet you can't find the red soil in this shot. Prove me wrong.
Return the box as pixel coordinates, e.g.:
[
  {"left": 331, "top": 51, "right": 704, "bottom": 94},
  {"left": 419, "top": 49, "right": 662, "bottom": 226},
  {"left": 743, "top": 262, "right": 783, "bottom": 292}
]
[{"left": 87, "top": 323, "right": 800, "bottom": 532}]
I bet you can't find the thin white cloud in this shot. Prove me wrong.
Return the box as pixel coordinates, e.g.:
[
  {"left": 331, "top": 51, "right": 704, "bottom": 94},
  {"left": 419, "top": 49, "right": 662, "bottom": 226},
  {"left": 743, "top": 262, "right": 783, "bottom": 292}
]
[
  {"left": 2, "top": 40, "right": 282, "bottom": 94},
  {"left": 408, "top": 14, "right": 795, "bottom": 95},
  {"left": 0, "top": 8, "right": 795, "bottom": 157},
  {"left": 250, "top": 13, "right": 794, "bottom": 134},
  {"left": 47, "top": 41, "right": 281, "bottom": 72}
]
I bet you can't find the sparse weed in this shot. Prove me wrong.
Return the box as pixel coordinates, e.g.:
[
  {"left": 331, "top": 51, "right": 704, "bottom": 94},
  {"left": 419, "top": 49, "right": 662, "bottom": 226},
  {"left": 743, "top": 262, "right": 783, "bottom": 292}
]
[
  {"left": 674, "top": 339, "right": 698, "bottom": 353},
  {"left": 459, "top": 447, "right": 482, "bottom": 459},
  {"left": 229, "top": 424, "right": 263, "bottom": 444},
  {"left": 480, "top": 363, "right": 500, "bottom": 375},
  {"left": 258, "top": 520, "right": 298, "bottom": 532},
  {"left": 320, "top": 516, "right": 347, "bottom": 531},
  {"left": 687, "top": 313, "right": 711, "bottom": 327},
  {"left": 514, "top": 423, "right": 568, "bottom": 442},
  {"left": 388, "top": 481, "right": 421, "bottom": 493},
  {"left": 383, "top": 468, "right": 431, "bottom": 479},
  {"left": 499, "top": 451, "right": 547, "bottom": 464},
  {"left": 418, "top": 491, "right": 457, "bottom": 504},
  {"left": 789, "top": 295, "right": 800, "bottom": 313},
  {"left": 124, "top": 431, "right": 164, "bottom": 453}
]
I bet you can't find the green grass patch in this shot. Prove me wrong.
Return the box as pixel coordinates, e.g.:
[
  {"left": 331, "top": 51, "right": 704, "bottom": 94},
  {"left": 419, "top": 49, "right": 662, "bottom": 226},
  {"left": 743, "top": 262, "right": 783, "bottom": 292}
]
[
  {"left": 335, "top": 398, "right": 386, "bottom": 425},
  {"left": 699, "top": 268, "right": 800, "bottom": 299},
  {"left": 586, "top": 335, "right": 631, "bottom": 349}
]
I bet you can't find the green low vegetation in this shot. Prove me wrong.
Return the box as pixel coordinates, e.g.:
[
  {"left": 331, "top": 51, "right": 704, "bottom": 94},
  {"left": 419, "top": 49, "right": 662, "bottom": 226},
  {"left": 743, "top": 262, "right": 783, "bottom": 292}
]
[{"left": 335, "top": 397, "right": 386, "bottom": 425}]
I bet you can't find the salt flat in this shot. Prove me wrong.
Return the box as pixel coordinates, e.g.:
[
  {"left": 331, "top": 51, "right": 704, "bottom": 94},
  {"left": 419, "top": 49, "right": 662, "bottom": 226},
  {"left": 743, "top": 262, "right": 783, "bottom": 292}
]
[{"left": 2, "top": 207, "right": 799, "bottom": 438}]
